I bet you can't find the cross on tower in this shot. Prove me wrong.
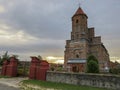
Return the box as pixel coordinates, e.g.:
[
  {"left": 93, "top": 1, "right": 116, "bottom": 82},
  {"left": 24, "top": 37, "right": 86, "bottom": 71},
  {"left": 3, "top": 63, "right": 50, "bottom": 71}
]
[
  {"left": 78, "top": 0, "right": 84, "bottom": 7},
  {"left": 78, "top": 3, "right": 81, "bottom": 7}
]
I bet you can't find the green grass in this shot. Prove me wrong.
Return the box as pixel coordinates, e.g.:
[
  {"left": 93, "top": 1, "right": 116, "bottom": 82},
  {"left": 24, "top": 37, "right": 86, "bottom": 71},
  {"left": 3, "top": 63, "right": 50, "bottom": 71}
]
[
  {"left": 22, "top": 80, "right": 107, "bottom": 90},
  {"left": 0, "top": 75, "right": 10, "bottom": 78},
  {"left": 0, "top": 75, "right": 11, "bottom": 78}
]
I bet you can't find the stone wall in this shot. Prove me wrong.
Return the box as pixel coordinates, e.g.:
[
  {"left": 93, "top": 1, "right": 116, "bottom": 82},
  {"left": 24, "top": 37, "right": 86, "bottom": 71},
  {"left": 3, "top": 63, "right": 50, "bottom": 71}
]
[{"left": 46, "top": 71, "right": 120, "bottom": 90}]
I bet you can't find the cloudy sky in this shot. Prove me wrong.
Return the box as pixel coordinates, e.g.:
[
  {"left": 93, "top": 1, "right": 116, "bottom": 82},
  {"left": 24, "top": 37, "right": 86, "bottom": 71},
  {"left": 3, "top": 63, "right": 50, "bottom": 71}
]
[{"left": 0, "top": 0, "right": 120, "bottom": 62}]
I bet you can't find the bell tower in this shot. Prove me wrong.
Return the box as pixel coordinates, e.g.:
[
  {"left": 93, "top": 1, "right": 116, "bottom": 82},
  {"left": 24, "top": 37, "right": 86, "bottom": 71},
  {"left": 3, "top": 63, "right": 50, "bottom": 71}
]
[
  {"left": 71, "top": 7, "right": 88, "bottom": 41},
  {"left": 64, "top": 7, "right": 89, "bottom": 72}
]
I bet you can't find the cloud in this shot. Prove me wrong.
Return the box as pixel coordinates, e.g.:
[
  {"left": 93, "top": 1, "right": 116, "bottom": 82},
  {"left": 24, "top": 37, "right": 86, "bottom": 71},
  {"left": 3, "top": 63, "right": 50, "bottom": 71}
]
[
  {"left": 0, "top": 5, "right": 5, "bottom": 13},
  {"left": 0, "top": 24, "right": 38, "bottom": 46},
  {"left": 110, "top": 57, "right": 120, "bottom": 63},
  {"left": 0, "top": 0, "right": 119, "bottom": 61},
  {"left": 0, "top": 0, "right": 72, "bottom": 40}
]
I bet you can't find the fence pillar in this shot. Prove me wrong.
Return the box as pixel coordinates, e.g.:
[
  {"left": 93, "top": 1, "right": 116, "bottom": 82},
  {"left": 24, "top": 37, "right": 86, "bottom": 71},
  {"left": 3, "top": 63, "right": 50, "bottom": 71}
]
[
  {"left": 36, "top": 61, "right": 49, "bottom": 81},
  {"left": 1, "top": 60, "right": 9, "bottom": 76},
  {"left": 29, "top": 56, "right": 40, "bottom": 79},
  {"left": 6, "top": 57, "right": 18, "bottom": 77}
]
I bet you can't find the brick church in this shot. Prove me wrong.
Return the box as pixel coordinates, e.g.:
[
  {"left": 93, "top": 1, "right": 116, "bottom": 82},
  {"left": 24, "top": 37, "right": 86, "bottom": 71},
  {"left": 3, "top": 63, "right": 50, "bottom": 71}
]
[{"left": 64, "top": 7, "right": 110, "bottom": 72}]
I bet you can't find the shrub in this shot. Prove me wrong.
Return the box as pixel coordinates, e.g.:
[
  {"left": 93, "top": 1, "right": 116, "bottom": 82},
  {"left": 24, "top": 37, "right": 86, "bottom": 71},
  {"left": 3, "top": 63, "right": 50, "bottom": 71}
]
[
  {"left": 87, "top": 55, "right": 99, "bottom": 73},
  {"left": 109, "top": 68, "right": 120, "bottom": 74}
]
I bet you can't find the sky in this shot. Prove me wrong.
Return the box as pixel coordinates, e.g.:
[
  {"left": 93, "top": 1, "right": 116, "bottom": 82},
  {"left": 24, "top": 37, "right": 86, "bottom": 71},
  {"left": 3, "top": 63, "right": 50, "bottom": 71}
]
[{"left": 0, "top": 0, "right": 120, "bottom": 62}]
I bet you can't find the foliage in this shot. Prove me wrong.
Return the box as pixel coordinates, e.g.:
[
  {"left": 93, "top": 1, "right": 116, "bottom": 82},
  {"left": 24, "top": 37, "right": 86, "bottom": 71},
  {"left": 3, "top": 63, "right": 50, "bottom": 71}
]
[
  {"left": 12, "top": 55, "right": 19, "bottom": 62},
  {"left": 22, "top": 80, "right": 106, "bottom": 90},
  {"left": 0, "top": 51, "right": 10, "bottom": 65},
  {"left": 0, "top": 51, "right": 19, "bottom": 65},
  {"left": 2, "top": 51, "right": 10, "bottom": 60},
  {"left": 87, "top": 55, "right": 98, "bottom": 64},
  {"left": 17, "top": 67, "right": 29, "bottom": 76},
  {"left": 87, "top": 60, "right": 99, "bottom": 73},
  {"left": 0, "top": 56, "right": 2, "bottom": 66},
  {"left": 109, "top": 68, "right": 120, "bottom": 74},
  {"left": 49, "top": 64, "right": 64, "bottom": 71},
  {"left": 87, "top": 55, "right": 99, "bottom": 73},
  {"left": 56, "top": 66, "right": 63, "bottom": 71},
  {"left": 38, "top": 55, "right": 43, "bottom": 60},
  {"left": 0, "top": 75, "right": 11, "bottom": 78},
  {"left": 12, "top": 55, "right": 19, "bottom": 59},
  {"left": 17, "top": 62, "right": 29, "bottom": 76}
]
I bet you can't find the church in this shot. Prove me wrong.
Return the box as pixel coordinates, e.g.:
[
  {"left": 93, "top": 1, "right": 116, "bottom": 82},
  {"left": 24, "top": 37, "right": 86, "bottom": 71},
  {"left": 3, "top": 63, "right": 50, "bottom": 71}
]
[{"left": 64, "top": 7, "right": 110, "bottom": 72}]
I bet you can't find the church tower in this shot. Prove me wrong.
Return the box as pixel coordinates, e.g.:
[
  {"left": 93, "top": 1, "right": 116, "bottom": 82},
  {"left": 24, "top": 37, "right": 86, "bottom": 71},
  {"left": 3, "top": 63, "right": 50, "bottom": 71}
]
[
  {"left": 64, "top": 7, "right": 110, "bottom": 72},
  {"left": 71, "top": 7, "right": 88, "bottom": 41},
  {"left": 64, "top": 7, "right": 89, "bottom": 72}
]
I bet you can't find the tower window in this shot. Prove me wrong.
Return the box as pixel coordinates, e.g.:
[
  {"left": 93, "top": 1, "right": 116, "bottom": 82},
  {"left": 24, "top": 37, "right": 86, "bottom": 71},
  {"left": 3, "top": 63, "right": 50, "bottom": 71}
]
[
  {"left": 76, "top": 19, "right": 79, "bottom": 23},
  {"left": 76, "top": 54, "right": 79, "bottom": 58}
]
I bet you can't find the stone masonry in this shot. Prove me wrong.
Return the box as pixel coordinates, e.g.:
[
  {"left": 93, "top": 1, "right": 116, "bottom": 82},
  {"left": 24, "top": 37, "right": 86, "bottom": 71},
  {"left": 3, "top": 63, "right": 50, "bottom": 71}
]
[
  {"left": 46, "top": 71, "right": 120, "bottom": 90},
  {"left": 64, "top": 7, "right": 110, "bottom": 72}
]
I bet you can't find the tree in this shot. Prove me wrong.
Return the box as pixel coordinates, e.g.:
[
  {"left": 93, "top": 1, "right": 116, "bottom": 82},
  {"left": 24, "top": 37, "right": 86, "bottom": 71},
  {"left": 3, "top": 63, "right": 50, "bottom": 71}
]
[
  {"left": 87, "top": 55, "right": 99, "bottom": 73},
  {"left": 0, "top": 51, "right": 10, "bottom": 65},
  {"left": 87, "top": 55, "right": 98, "bottom": 64},
  {"left": 38, "top": 55, "right": 43, "bottom": 60},
  {"left": 0, "top": 56, "right": 2, "bottom": 65},
  {"left": 12, "top": 55, "right": 19, "bottom": 59}
]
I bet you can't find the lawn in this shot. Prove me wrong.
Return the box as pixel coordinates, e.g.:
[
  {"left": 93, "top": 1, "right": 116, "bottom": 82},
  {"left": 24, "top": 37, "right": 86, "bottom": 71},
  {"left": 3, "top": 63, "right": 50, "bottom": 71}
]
[
  {"left": 22, "top": 80, "right": 107, "bottom": 90},
  {"left": 0, "top": 75, "right": 10, "bottom": 78}
]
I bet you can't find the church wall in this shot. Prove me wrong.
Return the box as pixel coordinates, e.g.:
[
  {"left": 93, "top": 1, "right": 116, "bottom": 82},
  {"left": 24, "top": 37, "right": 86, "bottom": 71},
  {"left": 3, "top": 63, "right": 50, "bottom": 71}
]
[
  {"left": 92, "top": 36, "right": 101, "bottom": 44},
  {"left": 89, "top": 44, "right": 110, "bottom": 72},
  {"left": 68, "top": 63, "right": 86, "bottom": 72},
  {"left": 88, "top": 27, "right": 95, "bottom": 38}
]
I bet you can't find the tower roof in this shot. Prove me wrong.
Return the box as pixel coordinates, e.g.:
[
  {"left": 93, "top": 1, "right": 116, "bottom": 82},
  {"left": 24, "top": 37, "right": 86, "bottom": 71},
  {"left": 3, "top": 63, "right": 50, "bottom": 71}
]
[{"left": 73, "top": 7, "right": 88, "bottom": 18}]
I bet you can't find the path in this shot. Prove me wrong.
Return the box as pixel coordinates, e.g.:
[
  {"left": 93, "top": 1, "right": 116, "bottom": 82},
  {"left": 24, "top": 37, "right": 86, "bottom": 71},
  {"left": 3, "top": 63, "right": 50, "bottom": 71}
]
[
  {"left": 0, "top": 77, "right": 27, "bottom": 89},
  {"left": 0, "top": 84, "right": 19, "bottom": 90}
]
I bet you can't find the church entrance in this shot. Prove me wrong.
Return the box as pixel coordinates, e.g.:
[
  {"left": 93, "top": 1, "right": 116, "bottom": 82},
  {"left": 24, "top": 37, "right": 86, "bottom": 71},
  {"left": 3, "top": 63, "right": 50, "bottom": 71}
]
[{"left": 72, "top": 66, "right": 79, "bottom": 72}]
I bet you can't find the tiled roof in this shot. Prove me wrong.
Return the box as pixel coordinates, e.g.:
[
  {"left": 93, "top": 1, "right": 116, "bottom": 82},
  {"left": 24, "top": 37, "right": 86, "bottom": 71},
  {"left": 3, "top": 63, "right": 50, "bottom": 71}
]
[
  {"left": 75, "top": 7, "right": 85, "bottom": 15},
  {"left": 67, "top": 59, "right": 86, "bottom": 64},
  {"left": 73, "top": 7, "right": 87, "bottom": 18}
]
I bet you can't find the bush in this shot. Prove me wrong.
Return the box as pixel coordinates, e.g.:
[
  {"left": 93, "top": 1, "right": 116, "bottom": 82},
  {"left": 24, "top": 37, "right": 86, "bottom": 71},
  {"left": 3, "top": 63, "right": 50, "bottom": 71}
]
[
  {"left": 17, "top": 66, "right": 29, "bottom": 76},
  {"left": 87, "top": 55, "right": 99, "bottom": 73},
  {"left": 109, "top": 68, "right": 120, "bottom": 74}
]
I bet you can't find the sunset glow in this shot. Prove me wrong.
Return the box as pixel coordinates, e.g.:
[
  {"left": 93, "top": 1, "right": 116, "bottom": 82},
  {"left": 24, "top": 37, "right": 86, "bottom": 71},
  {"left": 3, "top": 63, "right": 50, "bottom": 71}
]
[{"left": 46, "top": 56, "right": 64, "bottom": 64}]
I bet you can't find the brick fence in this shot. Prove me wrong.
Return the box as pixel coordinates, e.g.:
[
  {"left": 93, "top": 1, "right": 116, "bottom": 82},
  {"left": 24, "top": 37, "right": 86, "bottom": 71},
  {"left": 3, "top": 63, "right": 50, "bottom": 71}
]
[
  {"left": 29, "top": 56, "right": 49, "bottom": 81},
  {"left": 1, "top": 57, "right": 18, "bottom": 77},
  {"left": 46, "top": 71, "right": 120, "bottom": 90}
]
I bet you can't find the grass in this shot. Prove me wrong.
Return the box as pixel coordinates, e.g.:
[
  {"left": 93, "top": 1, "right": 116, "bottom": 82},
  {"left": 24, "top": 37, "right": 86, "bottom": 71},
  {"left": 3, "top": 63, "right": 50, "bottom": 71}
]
[
  {"left": 0, "top": 75, "right": 11, "bottom": 78},
  {"left": 22, "top": 80, "right": 107, "bottom": 90}
]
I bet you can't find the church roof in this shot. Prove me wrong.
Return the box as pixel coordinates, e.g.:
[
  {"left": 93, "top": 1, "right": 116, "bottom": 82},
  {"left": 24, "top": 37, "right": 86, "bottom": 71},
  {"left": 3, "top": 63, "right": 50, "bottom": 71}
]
[
  {"left": 73, "top": 7, "right": 88, "bottom": 18},
  {"left": 67, "top": 59, "right": 86, "bottom": 64},
  {"left": 75, "top": 7, "right": 85, "bottom": 15}
]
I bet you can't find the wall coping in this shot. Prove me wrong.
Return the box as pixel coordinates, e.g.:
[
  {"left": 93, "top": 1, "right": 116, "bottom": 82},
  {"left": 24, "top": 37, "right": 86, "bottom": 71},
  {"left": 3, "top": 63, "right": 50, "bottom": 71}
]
[{"left": 47, "top": 71, "right": 120, "bottom": 77}]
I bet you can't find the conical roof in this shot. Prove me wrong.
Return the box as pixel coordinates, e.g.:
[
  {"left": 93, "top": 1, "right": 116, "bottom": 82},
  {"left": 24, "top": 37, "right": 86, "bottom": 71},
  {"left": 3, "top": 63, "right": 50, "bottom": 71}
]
[
  {"left": 75, "top": 7, "right": 85, "bottom": 15},
  {"left": 73, "top": 7, "right": 87, "bottom": 18}
]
